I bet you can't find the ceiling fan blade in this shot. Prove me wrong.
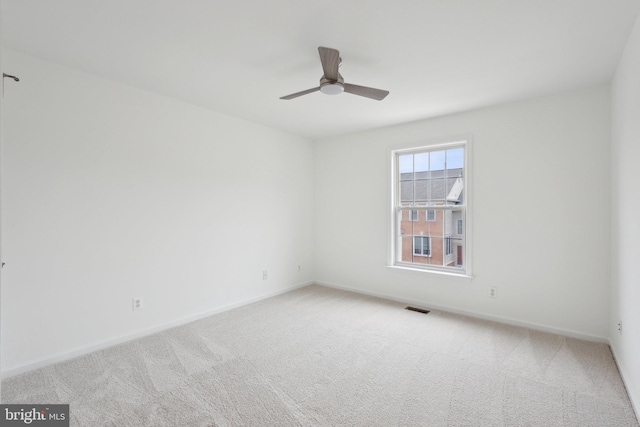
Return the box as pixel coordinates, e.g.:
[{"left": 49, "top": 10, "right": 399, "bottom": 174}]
[
  {"left": 318, "top": 47, "right": 340, "bottom": 81},
  {"left": 343, "top": 83, "right": 389, "bottom": 101},
  {"left": 279, "top": 87, "right": 321, "bottom": 100}
]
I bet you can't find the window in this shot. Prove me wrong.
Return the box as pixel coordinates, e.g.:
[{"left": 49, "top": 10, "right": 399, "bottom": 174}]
[
  {"left": 393, "top": 140, "right": 469, "bottom": 274},
  {"left": 413, "top": 236, "right": 431, "bottom": 256}
]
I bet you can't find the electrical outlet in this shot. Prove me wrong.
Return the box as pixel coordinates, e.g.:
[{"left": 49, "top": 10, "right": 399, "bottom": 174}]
[
  {"left": 132, "top": 297, "right": 143, "bottom": 311},
  {"left": 617, "top": 321, "right": 622, "bottom": 333},
  {"left": 262, "top": 270, "right": 268, "bottom": 280},
  {"left": 488, "top": 287, "right": 497, "bottom": 298},
  {"left": 297, "top": 265, "right": 301, "bottom": 272}
]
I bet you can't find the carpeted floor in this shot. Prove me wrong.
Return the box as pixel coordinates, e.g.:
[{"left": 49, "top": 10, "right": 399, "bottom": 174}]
[{"left": 2, "top": 284, "right": 638, "bottom": 426}]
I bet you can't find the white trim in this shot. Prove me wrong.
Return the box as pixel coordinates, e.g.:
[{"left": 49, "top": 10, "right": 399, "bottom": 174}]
[
  {"left": 387, "top": 264, "right": 472, "bottom": 279},
  {"left": 0, "top": 281, "right": 313, "bottom": 379},
  {"left": 314, "top": 280, "right": 608, "bottom": 343},
  {"left": 392, "top": 138, "right": 469, "bottom": 155},
  {"left": 462, "top": 137, "right": 473, "bottom": 276},
  {"left": 464, "top": 137, "right": 473, "bottom": 275}
]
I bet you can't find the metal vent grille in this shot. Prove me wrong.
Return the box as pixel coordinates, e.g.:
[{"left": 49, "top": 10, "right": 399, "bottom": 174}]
[{"left": 405, "top": 306, "right": 430, "bottom": 314}]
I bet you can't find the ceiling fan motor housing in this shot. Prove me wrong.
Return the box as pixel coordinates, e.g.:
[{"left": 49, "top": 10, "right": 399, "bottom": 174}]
[{"left": 320, "top": 75, "right": 344, "bottom": 95}]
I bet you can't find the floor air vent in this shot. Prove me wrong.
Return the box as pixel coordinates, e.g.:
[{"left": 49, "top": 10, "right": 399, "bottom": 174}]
[{"left": 405, "top": 306, "right": 430, "bottom": 314}]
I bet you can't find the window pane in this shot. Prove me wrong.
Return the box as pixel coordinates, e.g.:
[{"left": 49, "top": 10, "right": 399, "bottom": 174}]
[
  {"left": 429, "top": 179, "right": 446, "bottom": 201},
  {"left": 399, "top": 154, "right": 413, "bottom": 175},
  {"left": 414, "top": 179, "right": 428, "bottom": 202},
  {"left": 430, "top": 150, "right": 446, "bottom": 172},
  {"left": 446, "top": 148, "right": 464, "bottom": 169},
  {"left": 400, "top": 235, "right": 413, "bottom": 263},
  {"left": 394, "top": 143, "right": 466, "bottom": 273},
  {"left": 428, "top": 212, "right": 443, "bottom": 238},
  {"left": 443, "top": 210, "right": 452, "bottom": 236},
  {"left": 446, "top": 176, "right": 463, "bottom": 205},
  {"left": 453, "top": 236, "right": 464, "bottom": 267},
  {"left": 400, "top": 181, "right": 413, "bottom": 203},
  {"left": 415, "top": 152, "right": 429, "bottom": 172}
]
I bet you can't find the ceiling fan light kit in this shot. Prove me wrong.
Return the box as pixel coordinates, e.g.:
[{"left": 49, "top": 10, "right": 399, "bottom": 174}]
[
  {"left": 320, "top": 73, "right": 345, "bottom": 95},
  {"left": 280, "top": 47, "right": 389, "bottom": 101}
]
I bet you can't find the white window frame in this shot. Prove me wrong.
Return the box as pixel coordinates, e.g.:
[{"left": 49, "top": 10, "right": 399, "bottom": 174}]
[
  {"left": 413, "top": 236, "right": 431, "bottom": 257},
  {"left": 410, "top": 210, "right": 419, "bottom": 221},
  {"left": 426, "top": 209, "right": 436, "bottom": 222},
  {"left": 389, "top": 138, "right": 472, "bottom": 277},
  {"left": 456, "top": 219, "right": 463, "bottom": 235}
]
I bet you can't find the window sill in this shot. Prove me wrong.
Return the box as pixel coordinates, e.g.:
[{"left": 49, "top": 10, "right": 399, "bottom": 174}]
[{"left": 386, "top": 264, "right": 474, "bottom": 279}]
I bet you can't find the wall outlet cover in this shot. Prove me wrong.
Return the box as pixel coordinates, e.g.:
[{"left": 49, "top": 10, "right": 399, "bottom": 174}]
[{"left": 132, "top": 298, "right": 143, "bottom": 311}]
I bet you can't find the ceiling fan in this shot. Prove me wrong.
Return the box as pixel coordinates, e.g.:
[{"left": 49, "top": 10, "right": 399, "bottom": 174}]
[{"left": 280, "top": 47, "right": 389, "bottom": 101}]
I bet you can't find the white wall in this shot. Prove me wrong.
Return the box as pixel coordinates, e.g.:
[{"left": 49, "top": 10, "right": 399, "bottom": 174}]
[
  {"left": 315, "top": 85, "right": 611, "bottom": 340},
  {"left": 0, "top": 50, "right": 314, "bottom": 374},
  {"left": 611, "top": 12, "right": 640, "bottom": 414},
  {"left": 0, "top": 3, "right": 4, "bottom": 395}
]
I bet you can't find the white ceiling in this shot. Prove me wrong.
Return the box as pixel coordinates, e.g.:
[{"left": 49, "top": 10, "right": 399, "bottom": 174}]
[{"left": 2, "top": 0, "right": 639, "bottom": 140}]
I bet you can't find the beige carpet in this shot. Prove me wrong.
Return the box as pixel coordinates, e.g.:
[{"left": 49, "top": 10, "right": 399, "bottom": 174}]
[{"left": 2, "top": 284, "right": 638, "bottom": 426}]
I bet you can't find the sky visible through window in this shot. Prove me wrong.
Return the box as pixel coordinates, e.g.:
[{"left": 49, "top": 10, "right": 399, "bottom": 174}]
[{"left": 399, "top": 147, "right": 463, "bottom": 173}]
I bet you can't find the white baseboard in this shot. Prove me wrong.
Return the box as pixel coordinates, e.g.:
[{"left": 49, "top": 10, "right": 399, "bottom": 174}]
[
  {"left": 1, "top": 281, "right": 313, "bottom": 379},
  {"left": 314, "top": 280, "right": 609, "bottom": 344}
]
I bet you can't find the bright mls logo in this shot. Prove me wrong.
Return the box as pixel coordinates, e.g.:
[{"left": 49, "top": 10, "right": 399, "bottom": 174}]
[{"left": 0, "top": 405, "right": 69, "bottom": 426}]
